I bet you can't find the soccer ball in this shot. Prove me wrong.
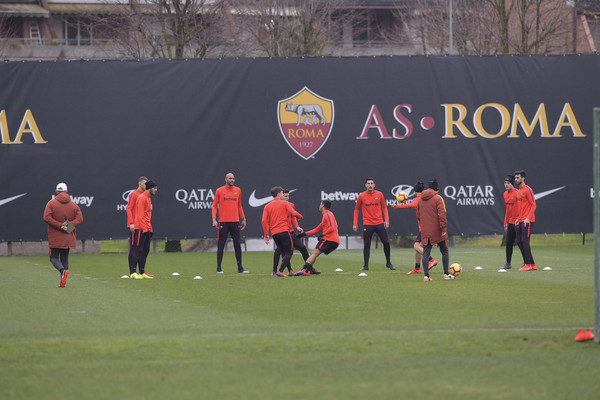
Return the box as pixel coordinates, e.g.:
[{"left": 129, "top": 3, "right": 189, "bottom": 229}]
[
  {"left": 449, "top": 263, "right": 462, "bottom": 276},
  {"left": 396, "top": 191, "right": 409, "bottom": 203}
]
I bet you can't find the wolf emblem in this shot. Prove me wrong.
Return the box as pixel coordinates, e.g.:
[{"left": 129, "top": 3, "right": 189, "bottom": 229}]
[{"left": 285, "top": 102, "right": 327, "bottom": 126}]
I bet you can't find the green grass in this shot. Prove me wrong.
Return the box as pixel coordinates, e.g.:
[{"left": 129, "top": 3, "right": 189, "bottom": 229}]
[
  {"left": 1, "top": 247, "right": 599, "bottom": 399},
  {"left": 101, "top": 233, "right": 593, "bottom": 253}
]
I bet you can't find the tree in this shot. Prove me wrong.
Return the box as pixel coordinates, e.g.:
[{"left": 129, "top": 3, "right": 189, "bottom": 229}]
[
  {"left": 230, "top": 0, "right": 355, "bottom": 57},
  {"left": 385, "top": 0, "right": 500, "bottom": 55},
  {"left": 512, "top": 0, "right": 569, "bottom": 54},
  {"left": 0, "top": 16, "right": 8, "bottom": 57},
  {"left": 0, "top": 15, "right": 21, "bottom": 57},
  {"left": 452, "top": 1, "right": 501, "bottom": 55},
  {"left": 385, "top": 0, "right": 449, "bottom": 55},
  {"left": 94, "top": 0, "right": 227, "bottom": 59},
  {"left": 484, "top": 0, "right": 515, "bottom": 54},
  {"left": 388, "top": 0, "right": 573, "bottom": 55},
  {"left": 475, "top": 0, "right": 568, "bottom": 54}
]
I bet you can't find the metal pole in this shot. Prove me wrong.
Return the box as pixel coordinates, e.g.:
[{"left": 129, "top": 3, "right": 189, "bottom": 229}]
[
  {"left": 594, "top": 107, "right": 600, "bottom": 343},
  {"left": 449, "top": 0, "right": 453, "bottom": 54}
]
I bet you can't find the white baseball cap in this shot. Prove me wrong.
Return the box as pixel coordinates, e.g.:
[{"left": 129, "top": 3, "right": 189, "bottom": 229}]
[{"left": 56, "top": 183, "right": 68, "bottom": 192}]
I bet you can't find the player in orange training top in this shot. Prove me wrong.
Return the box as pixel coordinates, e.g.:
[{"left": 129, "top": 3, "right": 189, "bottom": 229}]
[
  {"left": 126, "top": 176, "right": 150, "bottom": 278},
  {"left": 499, "top": 175, "right": 522, "bottom": 270},
  {"left": 295, "top": 200, "right": 340, "bottom": 276},
  {"left": 353, "top": 177, "right": 395, "bottom": 271},
  {"left": 262, "top": 186, "right": 303, "bottom": 277},
  {"left": 212, "top": 173, "right": 247, "bottom": 274},
  {"left": 514, "top": 170, "right": 537, "bottom": 271},
  {"left": 131, "top": 180, "right": 158, "bottom": 279}
]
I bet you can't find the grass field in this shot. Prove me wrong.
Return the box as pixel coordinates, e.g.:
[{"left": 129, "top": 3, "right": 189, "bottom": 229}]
[{"left": 1, "top": 246, "right": 599, "bottom": 399}]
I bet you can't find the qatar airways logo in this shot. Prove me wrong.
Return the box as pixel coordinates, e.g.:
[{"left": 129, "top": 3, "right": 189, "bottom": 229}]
[
  {"left": 175, "top": 188, "right": 214, "bottom": 210},
  {"left": 444, "top": 185, "right": 495, "bottom": 206},
  {"left": 357, "top": 102, "right": 586, "bottom": 139}
]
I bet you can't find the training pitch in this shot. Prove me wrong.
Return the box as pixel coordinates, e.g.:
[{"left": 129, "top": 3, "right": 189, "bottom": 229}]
[{"left": 1, "top": 246, "right": 599, "bottom": 399}]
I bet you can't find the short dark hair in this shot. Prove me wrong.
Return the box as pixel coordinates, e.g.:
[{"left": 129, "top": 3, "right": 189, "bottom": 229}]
[
  {"left": 282, "top": 188, "right": 290, "bottom": 194},
  {"left": 321, "top": 200, "right": 332, "bottom": 210},
  {"left": 365, "top": 177, "right": 374, "bottom": 183},
  {"left": 514, "top": 170, "right": 526, "bottom": 178},
  {"left": 270, "top": 186, "right": 283, "bottom": 197}
]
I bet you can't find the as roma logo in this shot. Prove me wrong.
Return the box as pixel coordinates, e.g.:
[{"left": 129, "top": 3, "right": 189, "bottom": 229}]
[{"left": 277, "top": 87, "right": 335, "bottom": 160}]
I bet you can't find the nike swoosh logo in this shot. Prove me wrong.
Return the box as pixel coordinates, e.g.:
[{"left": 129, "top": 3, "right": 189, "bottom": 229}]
[
  {"left": 248, "top": 189, "right": 297, "bottom": 208},
  {"left": 249, "top": 191, "right": 273, "bottom": 207},
  {"left": 534, "top": 186, "right": 565, "bottom": 200},
  {"left": 0, "top": 193, "right": 27, "bottom": 207}
]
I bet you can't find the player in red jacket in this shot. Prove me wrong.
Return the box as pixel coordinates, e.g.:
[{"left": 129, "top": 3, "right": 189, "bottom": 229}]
[
  {"left": 416, "top": 179, "right": 454, "bottom": 281},
  {"left": 392, "top": 182, "right": 437, "bottom": 274},
  {"left": 43, "top": 182, "right": 83, "bottom": 288},
  {"left": 295, "top": 200, "right": 339, "bottom": 276},
  {"left": 514, "top": 170, "right": 537, "bottom": 271},
  {"left": 353, "top": 177, "right": 395, "bottom": 271},
  {"left": 499, "top": 175, "right": 522, "bottom": 270}
]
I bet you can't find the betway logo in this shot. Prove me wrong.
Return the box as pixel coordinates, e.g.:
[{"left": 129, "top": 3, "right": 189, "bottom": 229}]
[
  {"left": 52, "top": 195, "right": 94, "bottom": 207},
  {"left": 321, "top": 191, "right": 360, "bottom": 201}
]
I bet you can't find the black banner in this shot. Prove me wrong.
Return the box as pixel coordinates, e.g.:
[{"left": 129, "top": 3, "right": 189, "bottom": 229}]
[{"left": 0, "top": 55, "right": 597, "bottom": 241}]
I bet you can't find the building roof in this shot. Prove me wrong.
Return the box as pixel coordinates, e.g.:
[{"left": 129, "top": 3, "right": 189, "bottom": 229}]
[{"left": 0, "top": 3, "right": 49, "bottom": 17}]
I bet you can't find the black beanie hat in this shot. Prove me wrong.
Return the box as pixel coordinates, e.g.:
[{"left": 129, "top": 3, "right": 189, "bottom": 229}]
[
  {"left": 145, "top": 180, "right": 157, "bottom": 190},
  {"left": 414, "top": 182, "right": 425, "bottom": 193},
  {"left": 428, "top": 179, "right": 438, "bottom": 191},
  {"left": 504, "top": 175, "right": 515, "bottom": 187}
]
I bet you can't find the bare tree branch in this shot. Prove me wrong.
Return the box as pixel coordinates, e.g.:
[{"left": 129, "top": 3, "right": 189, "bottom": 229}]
[
  {"left": 512, "top": 0, "right": 569, "bottom": 54},
  {"left": 91, "top": 0, "right": 227, "bottom": 59},
  {"left": 230, "top": 0, "right": 360, "bottom": 57}
]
